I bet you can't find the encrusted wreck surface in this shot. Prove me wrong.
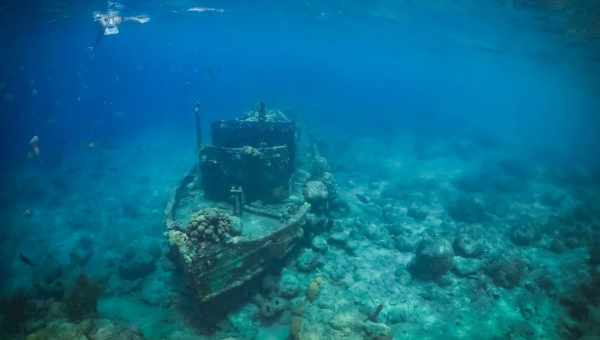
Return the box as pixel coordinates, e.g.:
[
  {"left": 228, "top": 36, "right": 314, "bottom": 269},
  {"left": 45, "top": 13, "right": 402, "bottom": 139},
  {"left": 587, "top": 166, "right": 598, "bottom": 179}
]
[
  {"left": 165, "top": 170, "right": 310, "bottom": 302},
  {"left": 200, "top": 107, "right": 296, "bottom": 203},
  {"left": 200, "top": 145, "right": 292, "bottom": 202}
]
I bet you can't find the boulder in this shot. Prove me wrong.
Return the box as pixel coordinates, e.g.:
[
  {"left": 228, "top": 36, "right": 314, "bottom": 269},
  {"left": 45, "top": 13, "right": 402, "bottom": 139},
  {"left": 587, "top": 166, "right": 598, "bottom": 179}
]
[{"left": 410, "top": 239, "right": 454, "bottom": 280}]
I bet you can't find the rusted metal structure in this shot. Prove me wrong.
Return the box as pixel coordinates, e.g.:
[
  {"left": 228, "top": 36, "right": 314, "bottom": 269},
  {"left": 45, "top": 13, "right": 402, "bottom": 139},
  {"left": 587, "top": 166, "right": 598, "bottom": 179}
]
[{"left": 165, "top": 104, "right": 316, "bottom": 304}]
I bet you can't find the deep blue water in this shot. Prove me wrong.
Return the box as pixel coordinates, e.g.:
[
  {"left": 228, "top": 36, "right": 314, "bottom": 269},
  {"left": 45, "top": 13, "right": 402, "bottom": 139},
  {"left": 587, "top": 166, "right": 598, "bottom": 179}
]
[
  {"left": 2, "top": 0, "right": 599, "bottom": 166},
  {"left": 1, "top": 1, "right": 600, "bottom": 339}
]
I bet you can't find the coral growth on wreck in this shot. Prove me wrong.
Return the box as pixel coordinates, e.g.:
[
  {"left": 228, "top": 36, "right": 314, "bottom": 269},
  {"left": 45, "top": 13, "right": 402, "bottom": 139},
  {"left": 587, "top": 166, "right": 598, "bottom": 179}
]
[{"left": 187, "top": 208, "right": 241, "bottom": 244}]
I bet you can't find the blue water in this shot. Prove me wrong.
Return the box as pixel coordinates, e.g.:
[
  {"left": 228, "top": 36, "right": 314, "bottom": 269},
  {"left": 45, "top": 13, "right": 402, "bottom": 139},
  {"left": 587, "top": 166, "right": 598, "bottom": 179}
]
[{"left": 1, "top": 1, "right": 600, "bottom": 339}]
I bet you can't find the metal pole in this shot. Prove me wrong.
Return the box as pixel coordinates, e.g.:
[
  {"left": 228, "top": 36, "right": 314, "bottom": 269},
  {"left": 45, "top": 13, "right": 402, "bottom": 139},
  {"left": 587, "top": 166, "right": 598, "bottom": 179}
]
[
  {"left": 230, "top": 186, "right": 244, "bottom": 217},
  {"left": 257, "top": 101, "right": 266, "bottom": 122},
  {"left": 194, "top": 103, "right": 203, "bottom": 153}
]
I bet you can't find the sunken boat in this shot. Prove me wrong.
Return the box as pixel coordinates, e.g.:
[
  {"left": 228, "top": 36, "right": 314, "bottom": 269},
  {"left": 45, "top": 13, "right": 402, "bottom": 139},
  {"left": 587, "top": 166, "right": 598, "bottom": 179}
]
[{"left": 165, "top": 103, "right": 335, "bottom": 306}]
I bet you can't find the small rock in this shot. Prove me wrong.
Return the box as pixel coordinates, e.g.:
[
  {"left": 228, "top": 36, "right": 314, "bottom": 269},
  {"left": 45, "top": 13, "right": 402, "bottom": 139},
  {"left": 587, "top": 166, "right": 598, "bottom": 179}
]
[
  {"left": 394, "top": 235, "right": 415, "bottom": 253},
  {"left": 363, "top": 223, "right": 388, "bottom": 242},
  {"left": 328, "top": 260, "right": 353, "bottom": 283},
  {"left": 346, "top": 240, "right": 360, "bottom": 255},
  {"left": 509, "top": 225, "right": 540, "bottom": 246},
  {"left": 484, "top": 257, "right": 528, "bottom": 289},
  {"left": 290, "top": 297, "right": 306, "bottom": 316},
  {"left": 328, "top": 231, "right": 350, "bottom": 248},
  {"left": 25, "top": 320, "right": 89, "bottom": 340},
  {"left": 305, "top": 213, "right": 332, "bottom": 234},
  {"left": 279, "top": 272, "right": 300, "bottom": 298},
  {"left": 329, "top": 311, "right": 359, "bottom": 332},
  {"left": 385, "top": 305, "right": 409, "bottom": 324},
  {"left": 258, "top": 296, "right": 288, "bottom": 320},
  {"left": 452, "top": 257, "right": 482, "bottom": 277},
  {"left": 290, "top": 316, "right": 303, "bottom": 340},
  {"left": 407, "top": 207, "right": 427, "bottom": 222},
  {"left": 306, "top": 277, "right": 323, "bottom": 303},
  {"left": 296, "top": 249, "right": 320, "bottom": 273},
  {"left": 254, "top": 325, "right": 289, "bottom": 340},
  {"left": 453, "top": 233, "right": 485, "bottom": 258},
  {"left": 385, "top": 223, "right": 411, "bottom": 237},
  {"left": 394, "top": 268, "right": 412, "bottom": 285},
  {"left": 311, "top": 236, "right": 328, "bottom": 252},
  {"left": 410, "top": 238, "right": 454, "bottom": 280},
  {"left": 362, "top": 321, "right": 392, "bottom": 340},
  {"left": 549, "top": 238, "right": 566, "bottom": 254},
  {"left": 92, "top": 319, "right": 144, "bottom": 340}
]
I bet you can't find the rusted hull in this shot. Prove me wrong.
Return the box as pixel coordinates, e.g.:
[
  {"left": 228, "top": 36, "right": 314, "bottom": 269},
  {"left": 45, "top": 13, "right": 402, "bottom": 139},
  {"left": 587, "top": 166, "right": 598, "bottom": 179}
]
[{"left": 165, "top": 168, "right": 308, "bottom": 303}]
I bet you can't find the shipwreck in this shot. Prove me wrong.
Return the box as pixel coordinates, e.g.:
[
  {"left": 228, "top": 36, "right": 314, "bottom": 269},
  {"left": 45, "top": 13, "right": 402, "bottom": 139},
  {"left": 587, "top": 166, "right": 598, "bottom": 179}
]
[{"left": 165, "top": 103, "right": 334, "bottom": 308}]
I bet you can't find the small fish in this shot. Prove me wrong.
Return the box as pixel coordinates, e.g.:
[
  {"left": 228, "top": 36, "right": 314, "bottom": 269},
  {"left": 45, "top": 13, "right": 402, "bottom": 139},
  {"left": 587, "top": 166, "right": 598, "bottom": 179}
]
[
  {"left": 356, "top": 193, "right": 370, "bottom": 204},
  {"left": 19, "top": 253, "right": 36, "bottom": 267}
]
